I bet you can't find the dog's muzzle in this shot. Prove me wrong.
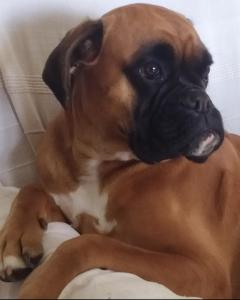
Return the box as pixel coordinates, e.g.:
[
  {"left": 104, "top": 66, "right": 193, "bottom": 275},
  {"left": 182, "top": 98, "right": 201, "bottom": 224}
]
[
  {"left": 130, "top": 86, "right": 224, "bottom": 164},
  {"left": 175, "top": 88, "right": 223, "bottom": 162}
]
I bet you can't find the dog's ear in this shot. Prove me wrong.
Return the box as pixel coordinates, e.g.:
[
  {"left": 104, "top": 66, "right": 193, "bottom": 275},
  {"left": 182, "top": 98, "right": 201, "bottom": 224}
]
[{"left": 42, "top": 20, "right": 103, "bottom": 107}]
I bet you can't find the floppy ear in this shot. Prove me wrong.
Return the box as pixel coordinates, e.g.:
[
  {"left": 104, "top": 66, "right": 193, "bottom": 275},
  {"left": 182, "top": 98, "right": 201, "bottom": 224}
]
[{"left": 42, "top": 20, "right": 103, "bottom": 107}]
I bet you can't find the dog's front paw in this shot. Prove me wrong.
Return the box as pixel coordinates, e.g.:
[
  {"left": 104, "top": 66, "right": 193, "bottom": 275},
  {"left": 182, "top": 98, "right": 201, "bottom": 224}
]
[
  {"left": 0, "top": 216, "right": 45, "bottom": 282},
  {"left": 18, "top": 263, "right": 55, "bottom": 299},
  {"left": 19, "top": 246, "right": 70, "bottom": 300}
]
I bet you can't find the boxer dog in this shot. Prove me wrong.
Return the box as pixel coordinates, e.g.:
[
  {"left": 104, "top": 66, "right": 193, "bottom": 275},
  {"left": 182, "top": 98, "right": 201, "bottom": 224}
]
[{"left": 1, "top": 3, "right": 240, "bottom": 299}]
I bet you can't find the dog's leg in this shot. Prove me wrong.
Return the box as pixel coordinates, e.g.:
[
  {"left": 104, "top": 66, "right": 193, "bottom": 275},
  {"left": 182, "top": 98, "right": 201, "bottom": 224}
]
[
  {"left": 0, "top": 185, "right": 65, "bottom": 282},
  {"left": 19, "top": 234, "right": 231, "bottom": 299}
]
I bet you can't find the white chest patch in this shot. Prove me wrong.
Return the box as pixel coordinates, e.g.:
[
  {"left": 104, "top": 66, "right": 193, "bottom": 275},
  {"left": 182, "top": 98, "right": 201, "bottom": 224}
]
[{"left": 52, "top": 160, "right": 117, "bottom": 234}]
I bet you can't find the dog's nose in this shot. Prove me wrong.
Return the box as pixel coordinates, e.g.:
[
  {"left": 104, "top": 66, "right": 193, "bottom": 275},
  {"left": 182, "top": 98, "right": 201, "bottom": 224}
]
[{"left": 180, "top": 90, "right": 211, "bottom": 113}]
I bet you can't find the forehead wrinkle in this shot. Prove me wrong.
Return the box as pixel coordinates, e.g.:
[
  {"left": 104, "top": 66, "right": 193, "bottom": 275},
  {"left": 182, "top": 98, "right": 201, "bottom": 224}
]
[
  {"left": 125, "top": 42, "right": 176, "bottom": 70},
  {"left": 101, "top": 5, "right": 201, "bottom": 66}
]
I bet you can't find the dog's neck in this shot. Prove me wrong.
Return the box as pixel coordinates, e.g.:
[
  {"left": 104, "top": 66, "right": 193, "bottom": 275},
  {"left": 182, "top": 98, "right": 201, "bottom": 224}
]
[{"left": 38, "top": 111, "right": 138, "bottom": 194}]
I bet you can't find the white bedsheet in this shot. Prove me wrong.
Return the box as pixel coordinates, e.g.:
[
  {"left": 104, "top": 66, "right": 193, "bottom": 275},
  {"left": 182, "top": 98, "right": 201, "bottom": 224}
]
[{"left": 0, "top": 186, "right": 198, "bottom": 299}]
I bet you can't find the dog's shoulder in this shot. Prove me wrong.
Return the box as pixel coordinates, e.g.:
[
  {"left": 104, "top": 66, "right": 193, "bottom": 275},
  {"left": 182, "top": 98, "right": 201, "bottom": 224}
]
[
  {"left": 226, "top": 133, "right": 240, "bottom": 155},
  {"left": 214, "top": 133, "right": 240, "bottom": 173},
  {"left": 37, "top": 112, "right": 79, "bottom": 193}
]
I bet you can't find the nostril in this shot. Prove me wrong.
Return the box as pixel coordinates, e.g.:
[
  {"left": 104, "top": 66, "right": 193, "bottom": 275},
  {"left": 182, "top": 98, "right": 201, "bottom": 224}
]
[
  {"left": 180, "top": 96, "right": 200, "bottom": 110},
  {"left": 201, "top": 97, "right": 211, "bottom": 112},
  {"left": 195, "top": 98, "right": 202, "bottom": 112},
  {"left": 206, "top": 99, "right": 211, "bottom": 111},
  {"left": 180, "top": 95, "right": 210, "bottom": 112}
]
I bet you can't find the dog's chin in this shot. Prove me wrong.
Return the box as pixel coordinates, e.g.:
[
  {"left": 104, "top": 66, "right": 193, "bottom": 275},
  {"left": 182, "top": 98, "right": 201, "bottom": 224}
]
[
  {"left": 184, "top": 131, "right": 222, "bottom": 163},
  {"left": 130, "top": 130, "right": 223, "bottom": 165}
]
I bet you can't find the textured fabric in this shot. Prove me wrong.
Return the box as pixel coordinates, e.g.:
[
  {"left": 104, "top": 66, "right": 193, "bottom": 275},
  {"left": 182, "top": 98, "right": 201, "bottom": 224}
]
[{"left": 0, "top": 80, "right": 38, "bottom": 186}]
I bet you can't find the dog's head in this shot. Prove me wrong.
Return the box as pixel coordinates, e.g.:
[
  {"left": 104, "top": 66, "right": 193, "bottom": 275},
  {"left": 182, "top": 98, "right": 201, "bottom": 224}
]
[{"left": 43, "top": 4, "right": 224, "bottom": 164}]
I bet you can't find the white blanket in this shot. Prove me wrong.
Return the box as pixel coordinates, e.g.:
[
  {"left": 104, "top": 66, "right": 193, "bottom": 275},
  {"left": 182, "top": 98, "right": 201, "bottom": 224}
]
[{"left": 0, "top": 186, "right": 197, "bottom": 299}]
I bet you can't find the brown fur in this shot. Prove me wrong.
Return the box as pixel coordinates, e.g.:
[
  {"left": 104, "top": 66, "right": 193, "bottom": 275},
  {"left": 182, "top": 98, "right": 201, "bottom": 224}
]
[{"left": 1, "top": 4, "right": 240, "bottom": 299}]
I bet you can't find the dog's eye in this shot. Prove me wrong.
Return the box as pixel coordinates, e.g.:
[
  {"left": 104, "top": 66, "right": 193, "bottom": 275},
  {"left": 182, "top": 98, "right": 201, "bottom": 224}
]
[{"left": 139, "top": 62, "right": 162, "bottom": 80}]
